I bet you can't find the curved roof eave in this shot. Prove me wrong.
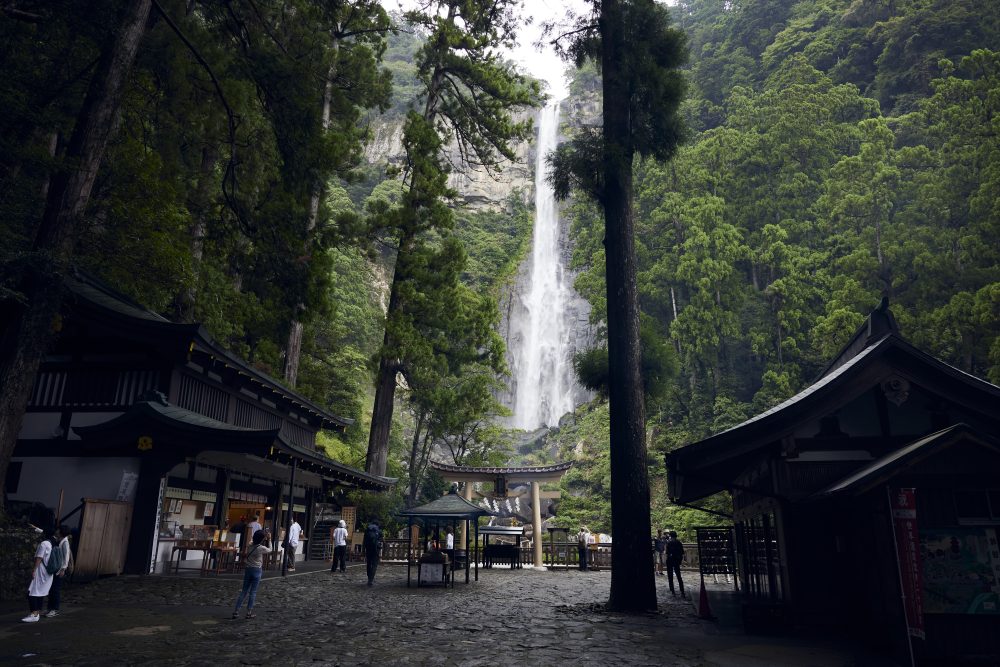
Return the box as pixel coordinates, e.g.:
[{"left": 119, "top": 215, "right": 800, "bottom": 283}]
[
  {"left": 667, "top": 334, "right": 1000, "bottom": 473},
  {"left": 397, "top": 491, "right": 498, "bottom": 519},
  {"left": 65, "top": 271, "right": 353, "bottom": 430},
  {"left": 273, "top": 434, "right": 396, "bottom": 491}
]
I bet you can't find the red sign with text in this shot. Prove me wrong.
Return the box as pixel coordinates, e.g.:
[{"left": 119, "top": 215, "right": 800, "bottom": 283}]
[{"left": 891, "top": 488, "right": 925, "bottom": 639}]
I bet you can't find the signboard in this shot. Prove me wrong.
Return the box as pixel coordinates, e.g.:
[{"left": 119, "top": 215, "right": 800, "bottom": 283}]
[
  {"left": 117, "top": 471, "right": 139, "bottom": 502},
  {"left": 921, "top": 528, "right": 1000, "bottom": 614},
  {"left": 890, "top": 488, "right": 925, "bottom": 639}
]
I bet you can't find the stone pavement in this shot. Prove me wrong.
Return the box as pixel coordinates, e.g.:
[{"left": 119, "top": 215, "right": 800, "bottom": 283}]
[{"left": 0, "top": 564, "right": 895, "bottom": 666}]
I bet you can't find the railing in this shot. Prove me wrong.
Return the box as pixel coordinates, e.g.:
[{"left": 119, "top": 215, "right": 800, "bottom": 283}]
[{"left": 379, "top": 539, "right": 701, "bottom": 571}]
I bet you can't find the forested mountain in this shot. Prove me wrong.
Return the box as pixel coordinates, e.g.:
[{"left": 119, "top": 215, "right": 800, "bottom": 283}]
[
  {"left": 2, "top": 0, "right": 997, "bottom": 535},
  {"left": 555, "top": 0, "right": 1000, "bottom": 535}
]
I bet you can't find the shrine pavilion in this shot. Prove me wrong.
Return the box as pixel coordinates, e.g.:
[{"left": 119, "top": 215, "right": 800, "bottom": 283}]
[
  {"left": 8, "top": 271, "right": 394, "bottom": 576},
  {"left": 666, "top": 299, "right": 1000, "bottom": 665}
]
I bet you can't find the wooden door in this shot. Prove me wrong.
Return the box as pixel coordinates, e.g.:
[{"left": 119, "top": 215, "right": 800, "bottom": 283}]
[{"left": 75, "top": 498, "right": 134, "bottom": 578}]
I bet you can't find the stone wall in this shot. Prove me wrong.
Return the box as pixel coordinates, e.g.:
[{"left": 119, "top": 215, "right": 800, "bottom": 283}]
[{"left": 0, "top": 525, "right": 40, "bottom": 600}]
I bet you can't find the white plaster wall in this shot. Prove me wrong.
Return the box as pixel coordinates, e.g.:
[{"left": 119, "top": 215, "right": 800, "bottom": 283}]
[
  {"left": 18, "top": 413, "right": 62, "bottom": 439},
  {"left": 10, "top": 456, "right": 140, "bottom": 510}
]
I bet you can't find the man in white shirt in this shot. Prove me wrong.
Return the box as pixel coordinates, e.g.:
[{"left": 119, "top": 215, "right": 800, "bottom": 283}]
[
  {"left": 247, "top": 514, "right": 262, "bottom": 536},
  {"left": 285, "top": 517, "right": 301, "bottom": 571},
  {"left": 331, "top": 520, "right": 349, "bottom": 572}
]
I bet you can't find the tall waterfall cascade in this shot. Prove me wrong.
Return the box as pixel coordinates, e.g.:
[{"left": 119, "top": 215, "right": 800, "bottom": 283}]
[{"left": 505, "top": 102, "right": 592, "bottom": 430}]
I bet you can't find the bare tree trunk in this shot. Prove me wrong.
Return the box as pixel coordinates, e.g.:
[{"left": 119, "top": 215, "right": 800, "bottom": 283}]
[
  {"left": 366, "top": 349, "right": 398, "bottom": 476},
  {"left": 176, "top": 143, "right": 217, "bottom": 322},
  {"left": 366, "top": 250, "right": 404, "bottom": 476},
  {"left": 601, "top": 0, "right": 656, "bottom": 613},
  {"left": 0, "top": 0, "right": 152, "bottom": 507},
  {"left": 407, "top": 409, "right": 426, "bottom": 505}
]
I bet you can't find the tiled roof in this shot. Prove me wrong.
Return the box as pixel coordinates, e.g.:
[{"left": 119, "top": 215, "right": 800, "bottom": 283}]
[{"left": 429, "top": 461, "right": 573, "bottom": 475}]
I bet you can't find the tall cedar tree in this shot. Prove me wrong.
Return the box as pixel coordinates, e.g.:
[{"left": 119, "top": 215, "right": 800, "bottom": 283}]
[
  {"left": 548, "top": 0, "right": 686, "bottom": 611},
  {"left": 364, "top": 0, "right": 539, "bottom": 476},
  {"left": 0, "top": 0, "right": 152, "bottom": 510},
  {"left": 281, "top": 0, "right": 393, "bottom": 387}
]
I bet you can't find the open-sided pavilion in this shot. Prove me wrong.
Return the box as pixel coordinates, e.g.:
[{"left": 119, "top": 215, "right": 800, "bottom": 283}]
[
  {"left": 429, "top": 461, "right": 573, "bottom": 567},
  {"left": 397, "top": 487, "right": 496, "bottom": 585}
]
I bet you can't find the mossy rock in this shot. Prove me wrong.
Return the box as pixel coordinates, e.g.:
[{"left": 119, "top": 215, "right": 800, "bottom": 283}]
[{"left": 0, "top": 525, "right": 40, "bottom": 600}]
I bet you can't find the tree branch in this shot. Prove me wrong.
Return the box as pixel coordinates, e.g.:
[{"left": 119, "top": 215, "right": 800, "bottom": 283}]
[{"left": 151, "top": 0, "right": 245, "bottom": 228}]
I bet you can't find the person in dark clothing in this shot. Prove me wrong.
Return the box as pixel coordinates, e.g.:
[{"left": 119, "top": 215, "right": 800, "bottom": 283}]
[
  {"left": 363, "top": 521, "right": 383, "bottom": 586},
  {"left": 665, "top": 530, "right": 686, "bottom": 598},
  {"left": 576, "top": 526, "right": 591, "bottom": 571},
  {"left": 653, "top": 529, "right": 666, "bottom": 576}
]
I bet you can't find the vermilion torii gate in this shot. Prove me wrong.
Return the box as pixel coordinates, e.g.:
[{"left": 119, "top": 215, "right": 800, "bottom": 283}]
[{"left": 429, "top": 461, "right": 572, "bottom": 567}]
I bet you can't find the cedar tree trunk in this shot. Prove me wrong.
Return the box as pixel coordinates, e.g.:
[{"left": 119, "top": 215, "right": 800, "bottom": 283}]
[{"left": 601, "top": 0, "right": 657, "bottom": 612}]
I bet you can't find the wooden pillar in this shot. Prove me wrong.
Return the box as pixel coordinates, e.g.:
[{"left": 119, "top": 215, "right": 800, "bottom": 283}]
[
  {"left": 531, "top": 481, "right": 543, "bottom": 568},
  {"left": 304, "top": 487, "right": 315, "bottom": 562},
  {"left": 123, "top": 456, "right": 173, "bottom": 575},
  {"left": 281, "top": 458, "right": 297, "bottom": 576},
  {"left": 213, "top": 468, "right": 230, "bottom": 528},
  {"left": 458, "top": 481, "right": 472, "bottom": 548}
]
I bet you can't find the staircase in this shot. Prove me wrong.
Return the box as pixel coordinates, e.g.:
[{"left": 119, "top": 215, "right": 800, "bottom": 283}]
[{"left": 310, "top": 520, "right": 337, "bottom": 561}]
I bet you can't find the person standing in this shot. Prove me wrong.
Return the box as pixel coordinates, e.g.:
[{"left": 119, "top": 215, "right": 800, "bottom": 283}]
[
  {"left": 363, "top": 520, "right": 383, "bottom": 586},
  {"left": 45, "top": 525, "right": 73, "bottom": 617},
  {"left": 576, "top": 525, "right": 591, "bottom": 571},
  {"left": 285, "top": 515, "right": 301, "bottom": 571},
  {"left": 23, "top": 531, "right": 55, "bottom": 622},
  {"left": 232, "top": 529, "right": 271, "bottom": 619},
  {"left": 247, "top": 514, "right": 263, "bottom": 536},
  {"left": 665, "top": 530, "right": 687, "bottom": 598},
  {"left": 654, "top": 529, "right": 666, "bottom": 576},
  {"left": 331, "top": 519, "right": 348, "bottom": 573}
]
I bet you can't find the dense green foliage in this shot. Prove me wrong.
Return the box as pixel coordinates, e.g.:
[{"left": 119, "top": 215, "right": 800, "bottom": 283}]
[
  {"left": 554, "top": 0, "right": 1000, "bottom": 541},
  {"left": 362, "top": 0, "right": 540, "bottom": 480},
  {"left": 3, "top": 0, "right": 997, "bottom": 541}
]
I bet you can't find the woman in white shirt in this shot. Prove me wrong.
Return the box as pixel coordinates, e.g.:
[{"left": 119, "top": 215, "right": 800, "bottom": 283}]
[{"left": 23, "top": 532, "right": 55, "bottom": 622}]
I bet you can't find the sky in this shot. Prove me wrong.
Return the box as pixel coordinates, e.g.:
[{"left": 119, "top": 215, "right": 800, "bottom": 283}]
[{"left": 380, "top": 0, "right": 592, "bottom": 100}]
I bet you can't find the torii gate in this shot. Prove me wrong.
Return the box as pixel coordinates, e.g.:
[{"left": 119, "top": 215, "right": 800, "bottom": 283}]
[{"left": 429, "top": 461, "right": 573, "bottom": 567}]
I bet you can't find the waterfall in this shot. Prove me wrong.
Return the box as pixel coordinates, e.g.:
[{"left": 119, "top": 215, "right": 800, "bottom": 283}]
[{"left": 507, "top": 102, "right": 590, "bottom": 430}]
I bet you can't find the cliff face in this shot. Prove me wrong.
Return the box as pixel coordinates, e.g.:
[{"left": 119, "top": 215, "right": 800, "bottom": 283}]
[{"left": 363, "top": 110, "right": 535, "bottom": 211}]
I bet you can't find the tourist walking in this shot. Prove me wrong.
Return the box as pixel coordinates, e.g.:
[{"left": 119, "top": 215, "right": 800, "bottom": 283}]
[
  {"left": 45, "top": 525, "right": 73, "bottom": 617},
  {"left": 363, "top": 520, "right": 383, "bottom": 586},
  {"left": 285, "top": 515, "right": 301, "bottom": 571},
  {"left": 331, "top": 519, "right": 348, "bottom": 572},
  {"left": 576, "top": 525, "right": 591, "bottom": 571},
  {"left": 23, "top": 530, "right": 58, "bottom": 622},
  {"left": 665, "top": 530, "right": 686, "bottom": 598},
  {"left": 233, "top": 529, "right": 271, "bottom": 619}
]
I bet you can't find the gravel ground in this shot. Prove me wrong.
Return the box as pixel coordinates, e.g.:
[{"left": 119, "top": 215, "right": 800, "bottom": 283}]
[{"left": 0, "top": 564, "right": 892, "bottom": 666}]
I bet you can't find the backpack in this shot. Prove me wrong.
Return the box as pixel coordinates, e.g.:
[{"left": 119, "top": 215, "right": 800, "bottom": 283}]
[
  {"left": 44, "top": 540, "right": 65, "bottom": 575},
  {"left": 363, "top": 525, "right": 382, "bottom": 551}
]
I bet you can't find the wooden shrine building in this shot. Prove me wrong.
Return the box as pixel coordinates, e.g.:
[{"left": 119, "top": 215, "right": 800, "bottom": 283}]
[
  {"left": 8, "top": 271, "right": 394, "bottom": 576},
  {"left": 666, "top": 300, "right": 1000, "bottom": 665}
]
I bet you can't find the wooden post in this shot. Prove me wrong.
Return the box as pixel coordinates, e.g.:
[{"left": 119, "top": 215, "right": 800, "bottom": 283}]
[
  {"left": 281, "top": 458, "right": 297, "bottom": 576},
  {"left": 531, "top": 481, "right": 543, "bottom": 567},
  {"left": 55, "top": 488, "right": 65, "bottom": 526}
]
